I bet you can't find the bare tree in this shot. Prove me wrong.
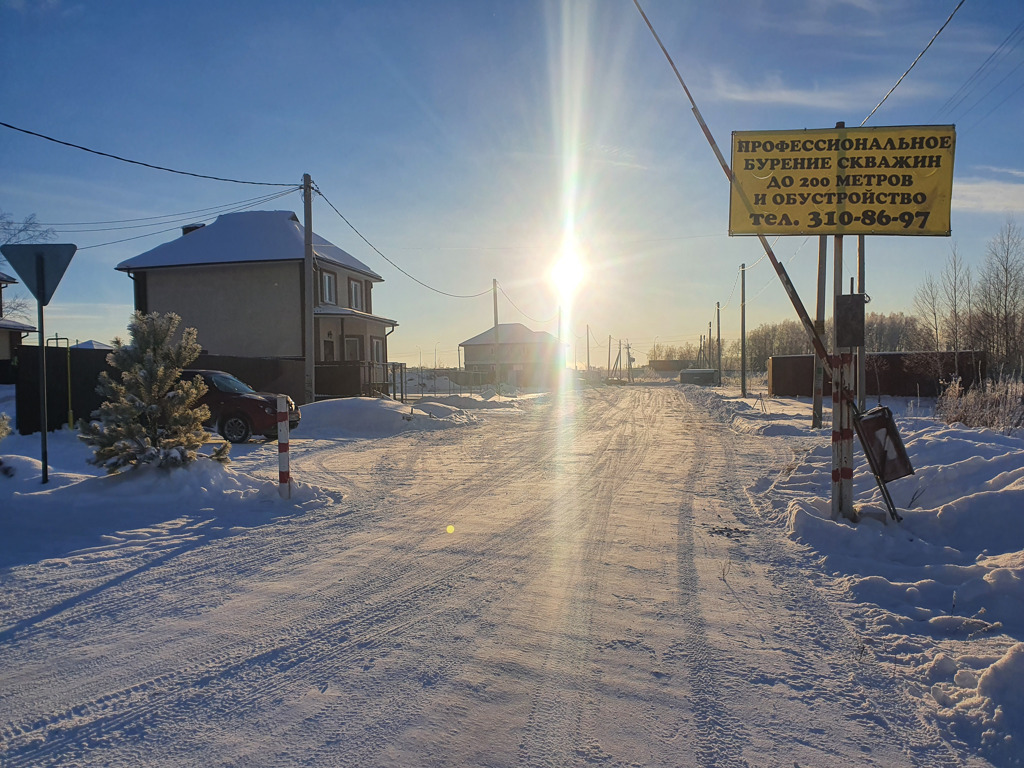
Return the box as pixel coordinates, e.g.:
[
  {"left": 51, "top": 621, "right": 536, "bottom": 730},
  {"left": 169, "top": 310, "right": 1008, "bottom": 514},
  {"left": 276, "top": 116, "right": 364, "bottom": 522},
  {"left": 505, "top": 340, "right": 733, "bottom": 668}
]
[
  {"left": 976, "top": 220, "right": 1024, "bottom": 373},
  {"left": 1, "top": 210, "right": 56, "bottom": 321},
  {"left": 940, "top": 245, "right": 970, "bottom": 369},
  {"left": 913, "top": 273, "right": 942, "bottom": 352},
  {"left": 914, "top": 272, "right": 944, "bottom": 382}
]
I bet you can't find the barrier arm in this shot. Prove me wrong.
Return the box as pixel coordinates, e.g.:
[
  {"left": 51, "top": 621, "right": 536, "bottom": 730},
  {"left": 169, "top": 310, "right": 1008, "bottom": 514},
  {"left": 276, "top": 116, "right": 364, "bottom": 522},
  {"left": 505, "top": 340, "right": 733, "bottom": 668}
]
[{"left": 633, "top": 0, "right": 833, "bottom": 379}]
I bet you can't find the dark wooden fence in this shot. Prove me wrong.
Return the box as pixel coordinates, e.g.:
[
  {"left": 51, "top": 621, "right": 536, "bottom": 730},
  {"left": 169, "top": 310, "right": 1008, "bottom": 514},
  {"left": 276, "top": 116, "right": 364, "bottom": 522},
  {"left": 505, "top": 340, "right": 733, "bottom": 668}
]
[
  {"left": 768, "top": 351, "right": 987, "bottom": 398},
  {"left": 14, "top": 349, "right": 406, "bottom": 435}
]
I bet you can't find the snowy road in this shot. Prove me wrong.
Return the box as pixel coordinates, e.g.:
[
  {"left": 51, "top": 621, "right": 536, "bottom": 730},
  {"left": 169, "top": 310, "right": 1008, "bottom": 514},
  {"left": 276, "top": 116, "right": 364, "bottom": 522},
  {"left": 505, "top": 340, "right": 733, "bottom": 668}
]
[{"left": 0, "top": 386, "right": 987, "bottom": 766}]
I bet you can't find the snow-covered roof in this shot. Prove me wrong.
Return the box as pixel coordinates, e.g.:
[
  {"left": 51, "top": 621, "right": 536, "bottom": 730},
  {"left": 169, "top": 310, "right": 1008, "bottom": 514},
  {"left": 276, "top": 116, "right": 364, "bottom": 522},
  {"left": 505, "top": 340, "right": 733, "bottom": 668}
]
[
  {"left": 314, "top": 306, "right": 398, "bottom": 327},
  {"left": 71, "top": 339, "right": 114, "bottom": 350},
  {"left": 0, "top": 270, "right": 17, "bottom": 284},
  {"left": 460, "top": 323, "right": 560, "bottom": 347},
  {"left": 0, "top": 317, "right": 36, "bottom": 333},
  {"left": 115, "top": 210, "right": 382, "bottom": 281}
]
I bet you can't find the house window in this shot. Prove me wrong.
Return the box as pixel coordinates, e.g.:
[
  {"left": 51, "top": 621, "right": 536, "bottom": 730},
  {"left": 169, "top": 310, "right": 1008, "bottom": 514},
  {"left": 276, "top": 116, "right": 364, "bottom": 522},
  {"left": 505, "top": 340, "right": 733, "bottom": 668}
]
[
  {"left": 321, "top": 271, "right": 337, "bottom": 305},
  {"left": 349, "top": 278, "right": 364, "bottom": 311},
  {"left": 344, "top": 335, "right": 363, "bottom": 361},
  {"left": 371, "top": 336, "right": 385, "bottom": 363}
]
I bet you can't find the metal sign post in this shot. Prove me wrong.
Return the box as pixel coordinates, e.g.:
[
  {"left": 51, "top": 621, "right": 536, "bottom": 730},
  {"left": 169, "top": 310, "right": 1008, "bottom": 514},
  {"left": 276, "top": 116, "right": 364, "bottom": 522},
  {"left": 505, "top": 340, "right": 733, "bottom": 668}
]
[{"left": 0, "top": 243, "right": 77, "bottom": 484}]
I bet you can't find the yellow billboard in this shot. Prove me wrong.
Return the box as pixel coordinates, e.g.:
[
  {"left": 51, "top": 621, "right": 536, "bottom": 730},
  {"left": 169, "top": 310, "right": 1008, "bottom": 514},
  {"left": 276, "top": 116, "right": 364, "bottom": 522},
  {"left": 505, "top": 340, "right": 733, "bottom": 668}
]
[{"left": 729, "top": 125, "right": 955, "bottom": 236}]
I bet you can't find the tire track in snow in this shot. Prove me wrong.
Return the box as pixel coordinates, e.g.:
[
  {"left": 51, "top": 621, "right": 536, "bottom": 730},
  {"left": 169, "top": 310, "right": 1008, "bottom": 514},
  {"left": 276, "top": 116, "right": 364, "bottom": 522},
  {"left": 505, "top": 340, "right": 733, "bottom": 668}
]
[
  {"left": 667, "top": 395, "right": 752, "bottom": 768},
  {"left": 516, "top": 387, "right": 667, "bottom": 767}
]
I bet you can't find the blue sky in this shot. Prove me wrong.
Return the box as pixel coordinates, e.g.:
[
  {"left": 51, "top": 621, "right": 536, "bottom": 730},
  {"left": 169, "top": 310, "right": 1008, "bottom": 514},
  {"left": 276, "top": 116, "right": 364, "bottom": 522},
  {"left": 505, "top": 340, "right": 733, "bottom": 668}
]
[{"left": 2, "top": 0, "right": 1023, "bottom": 367}]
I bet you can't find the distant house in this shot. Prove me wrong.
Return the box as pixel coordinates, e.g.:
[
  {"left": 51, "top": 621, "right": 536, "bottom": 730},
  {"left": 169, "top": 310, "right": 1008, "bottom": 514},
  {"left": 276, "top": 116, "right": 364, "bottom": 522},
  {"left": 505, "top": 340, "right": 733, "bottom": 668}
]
[
  {"left": 0, "top": 269, "right": 36, "bottom": 384},
  {"left": 71, "top": 340, "right": 114, "bottom": 350},
  {"left": 460, "top": 323, "right": 564, "bottom": 388},
  {"left": 116, "top": 210, "right": 399, "bottom": 399}
]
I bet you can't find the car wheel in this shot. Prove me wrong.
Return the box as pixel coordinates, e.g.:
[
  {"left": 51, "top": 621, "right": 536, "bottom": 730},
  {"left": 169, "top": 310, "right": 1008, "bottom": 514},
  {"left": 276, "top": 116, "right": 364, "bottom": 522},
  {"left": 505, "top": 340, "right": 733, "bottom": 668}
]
[{"left": 221, "top": 414, "right": 252, "bottom": 443}]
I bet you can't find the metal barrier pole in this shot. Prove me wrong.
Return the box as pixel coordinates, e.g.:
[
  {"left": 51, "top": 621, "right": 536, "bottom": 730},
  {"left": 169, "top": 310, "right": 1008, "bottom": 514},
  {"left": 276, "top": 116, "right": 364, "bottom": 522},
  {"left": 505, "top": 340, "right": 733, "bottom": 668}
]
[{"left": 277, "top": 395, "right": 290, "bottom": 500}]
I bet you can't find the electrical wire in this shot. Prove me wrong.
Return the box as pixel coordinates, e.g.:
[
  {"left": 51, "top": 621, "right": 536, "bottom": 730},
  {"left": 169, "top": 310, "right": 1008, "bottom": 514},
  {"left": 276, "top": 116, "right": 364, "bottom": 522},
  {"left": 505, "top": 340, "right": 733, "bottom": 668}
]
[
  {"left": 963, "top": 76, "right": 1024, "bottom": 132},
  {"left": 75, "top": 187, "right": 301, "bottom": 250},
  {"left": 861, "top": 0, "right": 967, "bottom": 125},
  {"left": 0, "top": 120, "right": 297, "bottom": 186},
  {"left": 314, "top": 186, "right": 491, "bottom": 299},
  {"left": 496, "top": 282, "right": 559, "bottom": 325},
  {"left": 718, "top": 267, "right": 741, "bottom": 311},
  {"left": 746, "top": 236, "right": 812, "bottom": 304},
  {"left": 37, "top": 190, "right": 301, "bottom": 229},
  {"left": 936, "top": 20, "right": 1024, "bottom": 118}
]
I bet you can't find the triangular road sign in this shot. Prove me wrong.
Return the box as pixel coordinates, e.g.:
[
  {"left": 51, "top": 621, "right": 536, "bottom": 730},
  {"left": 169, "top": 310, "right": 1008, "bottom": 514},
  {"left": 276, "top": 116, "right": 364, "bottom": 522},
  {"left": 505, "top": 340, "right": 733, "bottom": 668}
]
[{"left": 0, "top": 243, "right": 77, "bottom": 306}]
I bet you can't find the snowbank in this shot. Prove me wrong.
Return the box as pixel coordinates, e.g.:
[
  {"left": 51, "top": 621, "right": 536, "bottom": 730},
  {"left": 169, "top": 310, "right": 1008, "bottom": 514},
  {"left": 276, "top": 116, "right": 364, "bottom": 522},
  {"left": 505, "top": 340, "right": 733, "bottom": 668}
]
[
  {"left": 697, "top": 383, "right": 1024, "bottom": 766},
  {"left": 296, "top": 396, "right": 476, "bottom": 439},
  {"left": 683, "top": 385, "right": 820, "bottom": 436}
]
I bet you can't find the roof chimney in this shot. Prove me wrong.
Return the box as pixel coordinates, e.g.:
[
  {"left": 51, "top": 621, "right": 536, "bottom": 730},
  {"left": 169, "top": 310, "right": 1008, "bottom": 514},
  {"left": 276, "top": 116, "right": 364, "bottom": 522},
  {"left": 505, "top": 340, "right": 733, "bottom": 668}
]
[{"left": 182, "top": 223, "right": 205, "bottom": 236}]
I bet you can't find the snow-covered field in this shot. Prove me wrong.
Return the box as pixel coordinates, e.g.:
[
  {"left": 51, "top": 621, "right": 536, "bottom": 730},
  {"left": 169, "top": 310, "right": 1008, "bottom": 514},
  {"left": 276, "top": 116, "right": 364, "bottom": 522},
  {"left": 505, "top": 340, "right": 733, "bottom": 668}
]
[{"left": 1, "top": 382, "right": 1021, "bottom": 766}]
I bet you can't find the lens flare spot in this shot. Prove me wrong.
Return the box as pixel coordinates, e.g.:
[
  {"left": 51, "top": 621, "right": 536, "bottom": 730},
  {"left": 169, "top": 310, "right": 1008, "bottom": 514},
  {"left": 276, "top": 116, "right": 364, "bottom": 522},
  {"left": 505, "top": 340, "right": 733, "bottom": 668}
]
[{"left": 446, "top": 525, "right": 455, "bottom": 534}]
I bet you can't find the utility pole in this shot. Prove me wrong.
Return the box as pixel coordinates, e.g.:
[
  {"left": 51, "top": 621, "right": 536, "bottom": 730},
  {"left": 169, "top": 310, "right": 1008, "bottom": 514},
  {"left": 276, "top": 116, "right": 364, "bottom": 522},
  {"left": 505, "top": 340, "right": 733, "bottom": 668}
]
[
  {"left": 586, "top": 324, "right": 591, "bottom": 376},
  {"left": 493, "top": 278, "right": 500, "bottom": 386},
  {"left": 740, "top": 262, "right": 747, "bottom": 398},
  {"left": 857, "top": 234, "right": 867, "bottom": 412},
  {"left": 716, "top": 301, "right": 722, "bottom": 385},
  {"left": 303, "top": 173, "right": 315, "bottom": 405},
  {"left": 813, "top": 236, "right": 827, "bottom": 428},
  {"left": 708, "top": 320, "right": 712, "bottom": 369},
  {"left": 607, "top": 335, "right": 612, "bottom": 379}
]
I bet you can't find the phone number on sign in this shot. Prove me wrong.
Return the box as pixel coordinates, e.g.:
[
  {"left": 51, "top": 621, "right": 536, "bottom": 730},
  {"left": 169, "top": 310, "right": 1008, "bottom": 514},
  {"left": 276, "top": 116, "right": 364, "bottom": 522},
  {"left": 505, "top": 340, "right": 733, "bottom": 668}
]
[{"left": 807, "top": 209, "right": 931, "bottom": 230}]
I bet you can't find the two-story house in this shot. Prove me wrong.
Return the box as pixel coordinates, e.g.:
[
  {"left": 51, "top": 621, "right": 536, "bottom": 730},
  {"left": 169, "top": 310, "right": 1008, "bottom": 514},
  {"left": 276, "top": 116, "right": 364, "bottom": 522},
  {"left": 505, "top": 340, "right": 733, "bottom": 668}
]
[
  {"left": 116, "top": 210, "right": 398, "bottom": 399},
  {"left": 459, "top": 323, "right": 564, "bottom": 389}
]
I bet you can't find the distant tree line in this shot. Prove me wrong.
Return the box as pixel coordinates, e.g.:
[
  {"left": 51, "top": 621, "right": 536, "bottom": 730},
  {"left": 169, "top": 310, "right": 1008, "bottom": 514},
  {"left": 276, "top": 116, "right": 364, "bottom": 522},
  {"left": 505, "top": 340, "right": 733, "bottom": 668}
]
[
  {"left": 648, "top": 221, "right": 1023, "bottom": 378},
  {"left": 649, "top": 312, "right": 929, "bottom": 374},
  {"left": 913, "top": 220, "right": 1024, "bottom": 377}
]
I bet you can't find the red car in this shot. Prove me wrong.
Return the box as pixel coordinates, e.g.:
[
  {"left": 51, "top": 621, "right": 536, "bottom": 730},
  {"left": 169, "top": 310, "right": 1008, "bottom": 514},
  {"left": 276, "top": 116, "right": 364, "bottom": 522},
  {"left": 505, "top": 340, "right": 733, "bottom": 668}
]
[{"left": 182, "top": 369, "right": 300, "bottom": 443}]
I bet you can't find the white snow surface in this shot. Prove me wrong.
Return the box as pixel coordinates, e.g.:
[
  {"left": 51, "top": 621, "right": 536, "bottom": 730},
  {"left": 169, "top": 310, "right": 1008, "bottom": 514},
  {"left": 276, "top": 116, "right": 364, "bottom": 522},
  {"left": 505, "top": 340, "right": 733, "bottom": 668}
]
[{"left": 1, "top": 383, "right": 1021, "bottom": 766}]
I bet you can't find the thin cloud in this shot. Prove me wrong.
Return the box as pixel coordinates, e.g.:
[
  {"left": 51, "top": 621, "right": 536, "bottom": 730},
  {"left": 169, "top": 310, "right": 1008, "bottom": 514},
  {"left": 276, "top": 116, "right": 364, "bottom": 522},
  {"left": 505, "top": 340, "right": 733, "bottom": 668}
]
[
  {"left": 708, "top": 69, "right": 891, "bottom": 110},
  {"left": 952, "top": 178, "right": 1024, "bottom": 214},
  {"left": 973, "top": 165, "right": 1024, "bottom": 180}
]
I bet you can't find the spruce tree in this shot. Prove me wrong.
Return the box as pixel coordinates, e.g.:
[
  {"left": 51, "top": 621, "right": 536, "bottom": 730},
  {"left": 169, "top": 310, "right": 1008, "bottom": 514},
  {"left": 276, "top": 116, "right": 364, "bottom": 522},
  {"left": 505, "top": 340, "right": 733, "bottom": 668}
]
[{"left": 79, "top": 311, "right": 229, "bottom": 473}]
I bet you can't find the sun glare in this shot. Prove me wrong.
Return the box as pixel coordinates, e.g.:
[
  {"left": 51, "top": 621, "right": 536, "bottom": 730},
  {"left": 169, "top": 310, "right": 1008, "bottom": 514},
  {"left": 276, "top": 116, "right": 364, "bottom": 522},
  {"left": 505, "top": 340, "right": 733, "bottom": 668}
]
[{"left": 550, "top": 244, "right": 586, "bottom": 305}]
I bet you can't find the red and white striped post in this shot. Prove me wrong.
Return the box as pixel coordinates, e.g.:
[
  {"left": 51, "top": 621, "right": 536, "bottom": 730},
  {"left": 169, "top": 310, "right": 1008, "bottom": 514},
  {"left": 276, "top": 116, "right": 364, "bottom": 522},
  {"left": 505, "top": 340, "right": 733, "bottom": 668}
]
[
  {"left": 831, "top": 234, "right": 854, "bottom": 520},
  {"left": 277, "top": 395, "right": 291, "bottom": 499}
]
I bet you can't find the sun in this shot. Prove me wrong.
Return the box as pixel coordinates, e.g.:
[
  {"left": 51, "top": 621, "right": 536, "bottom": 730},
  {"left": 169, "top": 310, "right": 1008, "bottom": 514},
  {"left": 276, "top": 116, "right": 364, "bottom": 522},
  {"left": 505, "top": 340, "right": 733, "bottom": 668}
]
[{"left": 549, "top": 243, "right": 586, "bottom": 305}]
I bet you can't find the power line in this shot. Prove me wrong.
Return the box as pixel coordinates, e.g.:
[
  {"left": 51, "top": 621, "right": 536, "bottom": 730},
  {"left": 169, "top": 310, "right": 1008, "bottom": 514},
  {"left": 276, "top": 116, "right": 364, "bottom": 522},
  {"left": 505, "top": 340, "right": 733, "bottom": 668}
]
[
  {"left": 37, "top": 190, "right": 301, "bottom": 228},
  {"left": 314, "top": 186, "right": 491, "bottom": 300},
  {"left": 718, "top": 267, "right": 741, "bottom": 311},
  {"left": 75, "top": 187, "right": 300, "bottom": 250},
  {"left": 861, "top": 0, "right": 967, "bottom": 125},
  {"left": 0, "top": 120, "right": 296, "bottom": 186},
  {"left": 496, "top": 281, "right": 559, "bottom": 325},
  {"left": 963, "top": 75, "right": 1024, "bottom": 132},
  {"left": 936, "top": 20, "right": 1024, "bottom": 118}
]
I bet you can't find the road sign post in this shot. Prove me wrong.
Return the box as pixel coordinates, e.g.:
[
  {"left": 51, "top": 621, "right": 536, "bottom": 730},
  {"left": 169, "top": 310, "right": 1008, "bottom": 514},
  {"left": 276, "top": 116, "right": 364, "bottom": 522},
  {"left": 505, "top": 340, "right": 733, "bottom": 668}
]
[{"left": 0, "top": 243, "right": 77, "bottom": 484}]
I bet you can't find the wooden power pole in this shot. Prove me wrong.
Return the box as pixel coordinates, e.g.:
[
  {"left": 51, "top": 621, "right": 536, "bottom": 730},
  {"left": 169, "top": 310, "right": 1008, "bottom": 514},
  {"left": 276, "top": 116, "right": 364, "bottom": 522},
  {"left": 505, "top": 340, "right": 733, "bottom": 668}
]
[{"left": 303, "top": 173, "right": 315, "bottom": 405}]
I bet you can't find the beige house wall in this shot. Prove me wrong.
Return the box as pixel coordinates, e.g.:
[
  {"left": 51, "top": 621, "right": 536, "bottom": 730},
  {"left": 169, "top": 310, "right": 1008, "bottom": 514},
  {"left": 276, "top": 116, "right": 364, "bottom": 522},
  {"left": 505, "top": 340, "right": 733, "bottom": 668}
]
[
  {"left": 145, "top": 262, "right": 302, "bottom": 357},
  {"left": 314, "top": 314, "right": 388, "bottom": 363}
]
